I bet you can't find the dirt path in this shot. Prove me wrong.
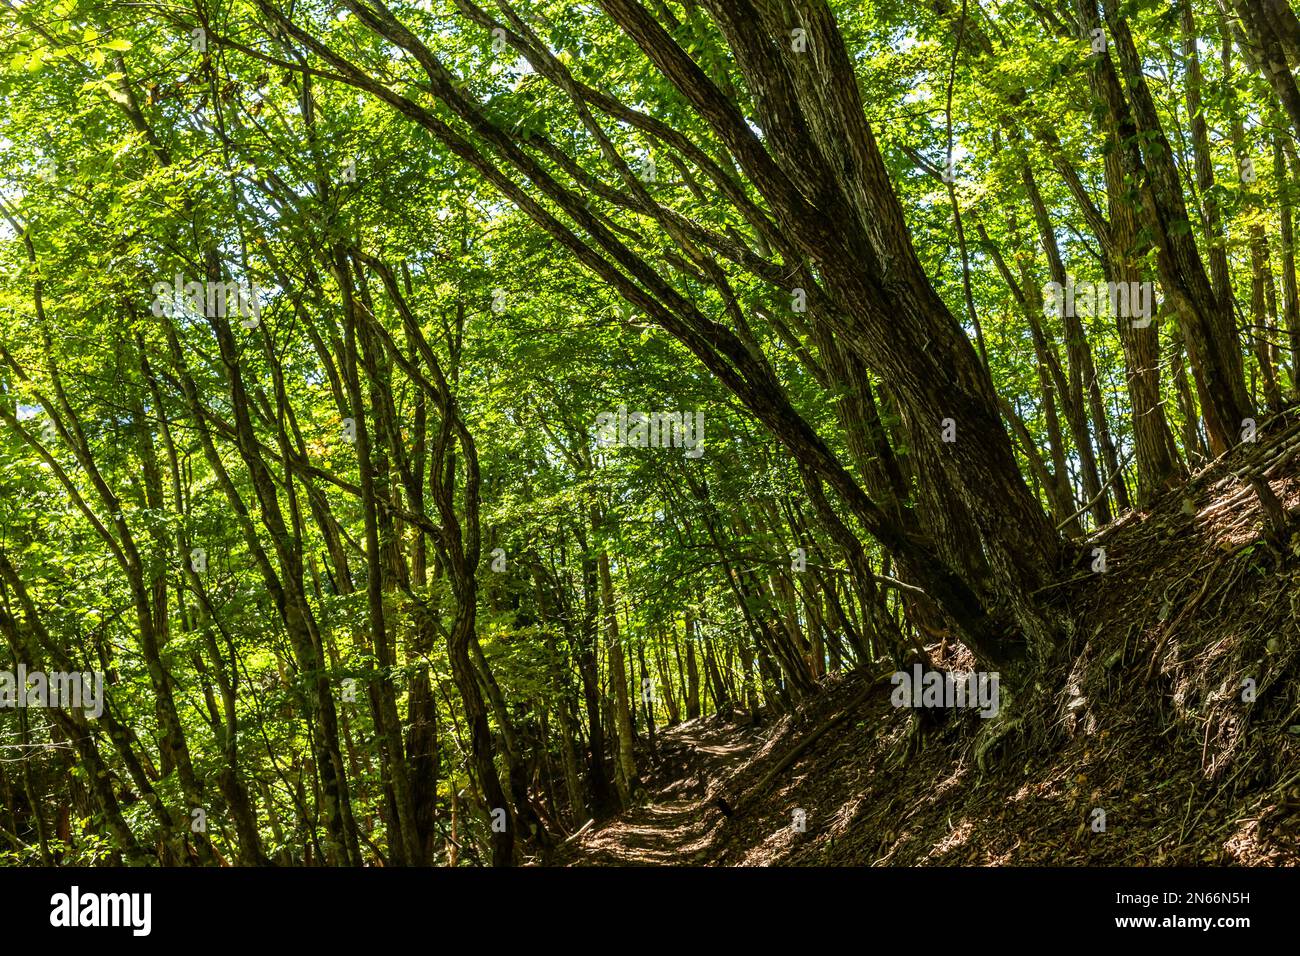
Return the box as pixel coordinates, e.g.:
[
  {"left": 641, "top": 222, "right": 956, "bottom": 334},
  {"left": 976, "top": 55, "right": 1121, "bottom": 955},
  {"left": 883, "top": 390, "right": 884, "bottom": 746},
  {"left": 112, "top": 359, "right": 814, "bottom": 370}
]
[{"left": 563, "top": 717, "right": 764, "bottom": 866}]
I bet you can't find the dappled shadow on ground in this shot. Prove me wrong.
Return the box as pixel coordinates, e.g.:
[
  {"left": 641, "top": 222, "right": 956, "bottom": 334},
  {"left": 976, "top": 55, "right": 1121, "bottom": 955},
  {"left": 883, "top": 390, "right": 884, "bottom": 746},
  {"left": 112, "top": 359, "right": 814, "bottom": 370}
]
[
  {"left": 557, "top": 719, "right": 764, "bottom": 866},
  {"left": 559, "top": 413, "right": 1300, "bottom": 866}
]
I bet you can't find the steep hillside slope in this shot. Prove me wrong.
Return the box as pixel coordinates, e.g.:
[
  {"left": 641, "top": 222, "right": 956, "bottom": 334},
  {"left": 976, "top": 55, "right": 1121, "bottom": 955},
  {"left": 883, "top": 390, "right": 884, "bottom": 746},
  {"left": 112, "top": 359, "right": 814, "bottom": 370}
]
[{"left": 564, "top": 413, "right": 1300, "bottom": 866}]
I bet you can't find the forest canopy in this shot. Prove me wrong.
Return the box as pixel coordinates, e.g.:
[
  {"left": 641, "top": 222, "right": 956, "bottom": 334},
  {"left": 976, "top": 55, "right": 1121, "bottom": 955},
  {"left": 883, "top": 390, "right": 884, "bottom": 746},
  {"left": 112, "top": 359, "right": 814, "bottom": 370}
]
[{"left": 0, "top": 0, "right": 1297, "bottom": 867}]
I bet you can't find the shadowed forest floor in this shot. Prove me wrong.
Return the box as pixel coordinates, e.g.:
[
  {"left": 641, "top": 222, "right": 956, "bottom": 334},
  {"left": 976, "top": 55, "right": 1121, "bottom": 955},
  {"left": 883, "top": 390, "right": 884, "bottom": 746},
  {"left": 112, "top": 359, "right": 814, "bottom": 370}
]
[
  {"left": 559, "top": 415, "right": 1300, "bottom": 867},
  {"left": 560, "top": 720, "right": 766, "bottom": 865}
]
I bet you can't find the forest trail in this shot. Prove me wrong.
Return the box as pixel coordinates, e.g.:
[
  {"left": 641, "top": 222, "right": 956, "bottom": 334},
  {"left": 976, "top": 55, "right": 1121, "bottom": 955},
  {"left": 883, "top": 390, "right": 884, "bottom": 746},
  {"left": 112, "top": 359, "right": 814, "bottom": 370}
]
[
  {"left": 559, "top": 416, "right": 1300, "bottom": 867},
  {"left": 9, "top": 0, "right": 1300, "bottom": 877},
  {"left": 562, "top": 719, "right": 765, "bottom": 865}
]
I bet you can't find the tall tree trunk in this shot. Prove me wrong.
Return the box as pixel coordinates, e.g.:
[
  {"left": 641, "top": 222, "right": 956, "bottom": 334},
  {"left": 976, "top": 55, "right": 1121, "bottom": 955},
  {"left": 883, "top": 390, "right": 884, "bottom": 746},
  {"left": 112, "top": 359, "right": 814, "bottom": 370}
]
[
  {"left": 684, "top": 612, "right": 702, "bottom": 720},
  {"left": 598, "top": 549, "right": 638, "bottom": 805},
  {"left": 1092, "top": 0, "right": 1252, "bottom": 455}
]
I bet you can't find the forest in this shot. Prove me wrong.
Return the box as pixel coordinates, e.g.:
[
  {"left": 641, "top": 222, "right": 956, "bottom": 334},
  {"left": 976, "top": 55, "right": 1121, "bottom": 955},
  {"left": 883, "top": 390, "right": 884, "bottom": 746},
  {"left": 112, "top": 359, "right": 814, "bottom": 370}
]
[{"left": 0, "top": 0, "right": 1298, "bottom": 869}]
